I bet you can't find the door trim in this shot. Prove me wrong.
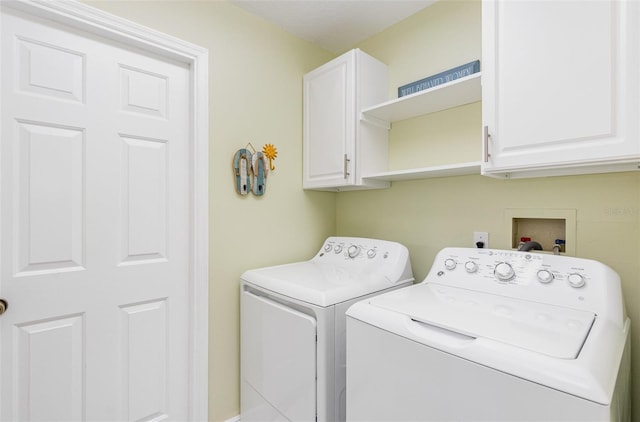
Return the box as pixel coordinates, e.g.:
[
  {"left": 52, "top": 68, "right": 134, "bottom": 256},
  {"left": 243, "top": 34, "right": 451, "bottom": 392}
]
[{"left": 1, "top": 1, "right": 209, "bottom": 419}]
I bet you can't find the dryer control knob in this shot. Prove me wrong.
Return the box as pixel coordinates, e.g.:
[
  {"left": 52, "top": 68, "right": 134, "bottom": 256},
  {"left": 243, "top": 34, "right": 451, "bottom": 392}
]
[
  {"left": 494, "top": 262, "right": 515, "bottom": 281},
  {"left": 334, "top": 244, "right": 343, "bottom": 254},
  {"left": 444, "top": 259, "right": 457, "bottom": 270},
  {"left": 567, "top": 273, "right": 586, "bottom": 288},
  {"left": 367, "top": 249, "right": 377, "bottom": 259},
  {"left": 537, "top": 269, "right": 554, "bottom": 283},
  {"left": 324, "top": 244, "right": 332, "bottom": 252},
  {"left": 464, "top": 261, "right": 478, "bottom": 273},
  {"left": 347, "top": 245, "right": 360, "bottom": 258}
]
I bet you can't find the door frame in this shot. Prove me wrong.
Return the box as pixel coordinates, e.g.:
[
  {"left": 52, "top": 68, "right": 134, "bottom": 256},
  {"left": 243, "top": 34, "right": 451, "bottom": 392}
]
[{"left": 0, "top": 1, "right": 209, "bottom": 420}]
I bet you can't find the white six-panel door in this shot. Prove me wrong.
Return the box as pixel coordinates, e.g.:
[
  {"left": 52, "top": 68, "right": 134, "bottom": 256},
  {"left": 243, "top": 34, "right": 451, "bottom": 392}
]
[{"left": 1, "top": 5, "right": 201, "bottom": 421}]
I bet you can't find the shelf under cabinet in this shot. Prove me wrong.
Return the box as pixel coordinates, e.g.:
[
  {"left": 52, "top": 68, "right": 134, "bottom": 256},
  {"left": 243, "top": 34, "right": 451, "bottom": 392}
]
[
  {"left": 361, "top": 73, "right": 482, "bottom": 126},
  {"left": 363, "top": 161, "right": 482, "bottom": 182}
]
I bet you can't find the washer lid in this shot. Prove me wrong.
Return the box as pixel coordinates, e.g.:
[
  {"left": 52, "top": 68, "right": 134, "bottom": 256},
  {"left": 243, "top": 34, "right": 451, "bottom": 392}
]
[
  {"left": 241, "top": 261, "right": 405, "bottom": 307},
  {"left": 369, "top": 282, "right": 596, "bottom": 359}
]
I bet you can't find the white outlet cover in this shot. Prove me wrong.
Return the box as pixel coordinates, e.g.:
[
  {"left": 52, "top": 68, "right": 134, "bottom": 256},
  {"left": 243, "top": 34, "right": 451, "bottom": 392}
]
[{"left": 474, "top": 231, "right": 489, "bottom": 248}]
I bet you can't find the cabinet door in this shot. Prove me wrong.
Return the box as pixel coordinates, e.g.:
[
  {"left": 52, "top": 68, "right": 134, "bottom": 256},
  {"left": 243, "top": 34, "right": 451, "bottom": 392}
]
[
  {"left": 482, "top": 0, "right": 640, "bottom": 178},
  {"left": 303, "top": 52, "right": 355, "bottom": 189}
]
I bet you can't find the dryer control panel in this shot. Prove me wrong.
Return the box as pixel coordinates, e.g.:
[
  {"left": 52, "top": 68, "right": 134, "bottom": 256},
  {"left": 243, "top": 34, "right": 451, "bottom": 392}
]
[
  {"left": 318, "top": 237, "right": 395, "bottom": 261},
  {"left": 426, "top": 247, "right": 624, "bottom": 323},
  {"left": 314, "top": 236, "right": 414, "bottom": 285}
]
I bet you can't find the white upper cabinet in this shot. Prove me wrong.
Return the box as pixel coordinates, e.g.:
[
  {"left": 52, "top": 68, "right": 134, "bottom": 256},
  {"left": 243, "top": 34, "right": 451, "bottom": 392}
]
[
  {"left": 482, "top": 0, "right": 640, "bottom": 178},
  {"left": 303, "top": 49, "right": 389, "bottom": 191}
]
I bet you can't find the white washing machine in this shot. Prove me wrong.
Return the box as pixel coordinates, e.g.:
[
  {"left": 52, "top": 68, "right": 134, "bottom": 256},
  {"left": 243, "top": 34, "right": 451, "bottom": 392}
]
[
  {"left": 241, "top": 236, "right": 414, "bottom": 422},
  {"left": 346, "top": 247, "right": 631, "bottom": 421}
]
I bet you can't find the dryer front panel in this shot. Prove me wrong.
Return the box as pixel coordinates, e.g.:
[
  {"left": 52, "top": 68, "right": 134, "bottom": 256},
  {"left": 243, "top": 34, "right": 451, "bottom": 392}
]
[{"left": 241, "top": 290, "right": 317, "bottom": 422}]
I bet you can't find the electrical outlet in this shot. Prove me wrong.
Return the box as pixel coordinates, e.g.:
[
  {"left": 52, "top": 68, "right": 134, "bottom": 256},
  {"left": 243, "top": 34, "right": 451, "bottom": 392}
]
[{"left": 474, "top": 231, "right": 489, "bottom": 248}]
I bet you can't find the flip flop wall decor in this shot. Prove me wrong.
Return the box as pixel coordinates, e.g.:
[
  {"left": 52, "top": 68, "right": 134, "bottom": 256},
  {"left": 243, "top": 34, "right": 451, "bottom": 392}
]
[
  {"left": 233, "top": 148, "right": 252, "bottom": 195},
  {"left": 233, "top": 144, "right": 276, "bottom": 196},
  {"left": 252, "top": 151, "right": 268, "bottom": 196}
]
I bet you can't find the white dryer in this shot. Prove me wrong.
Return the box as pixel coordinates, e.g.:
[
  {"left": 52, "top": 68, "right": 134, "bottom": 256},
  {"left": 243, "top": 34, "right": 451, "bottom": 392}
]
[
  {"left": 241, "top": 236, "right": 413, "bottom": 422},
  {"left": 346, "top": 247, "right": 631, "bottom": 421}
]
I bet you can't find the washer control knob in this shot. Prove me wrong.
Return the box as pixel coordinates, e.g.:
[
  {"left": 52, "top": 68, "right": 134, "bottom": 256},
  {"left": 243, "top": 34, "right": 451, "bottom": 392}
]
[
  {"left": 494, "top": 262, "right": 515, "bottom": 281},
  {"left": 334, "top": 244, "right": 343, "bottom": 254},
  {"left": 367, "top": 249, "right": 377, "bottom": 259},
  {"left": 324, "top": 244, "right": 332, "bottom": 252},
  {"left": 567, "top": 273, "right": 586, "bottom": 288},
  {"left": 347, "top": 245, "right": 360, "bottom": 258},
  {"left": 444, "top": 258, "right": 457, "bottom": 270},
  {"left": 464, "top": 261, "right": 478, "bottom": 273},
  {"left": 537, "top": 269, "right": 554, "bottom": 284}
]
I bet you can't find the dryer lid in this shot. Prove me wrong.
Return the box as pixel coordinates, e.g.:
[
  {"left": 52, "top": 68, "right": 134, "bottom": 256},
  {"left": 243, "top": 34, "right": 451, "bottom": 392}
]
[
  {"left": 241, "top": 261, "right": 410, "bottom": 307},
  {"left": 369, "top": 282, "right": 596, "bottom": 359}
]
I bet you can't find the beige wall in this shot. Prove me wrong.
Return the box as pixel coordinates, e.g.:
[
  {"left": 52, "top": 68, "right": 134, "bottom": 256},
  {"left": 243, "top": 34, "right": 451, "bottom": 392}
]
[
  {"left": 85, "top": 1, "right": 335, "bottom": 420},
  {"left": 342, "top": 0, "right": 639, "bottom": 418},
  {"left": 84, "top": 0, "right": 639, "bottom": 419}
]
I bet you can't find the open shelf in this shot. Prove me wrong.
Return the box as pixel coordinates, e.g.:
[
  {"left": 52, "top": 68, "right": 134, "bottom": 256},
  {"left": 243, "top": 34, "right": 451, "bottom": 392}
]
[
  {"left": 363, "top": 161, "right": 481, "bottom": 182},
  {"left": 359, "top": 73, "right": 482, "bottom": 181},
  {"left": 361, "top": 73, "right": 482, "bottom": 126}
]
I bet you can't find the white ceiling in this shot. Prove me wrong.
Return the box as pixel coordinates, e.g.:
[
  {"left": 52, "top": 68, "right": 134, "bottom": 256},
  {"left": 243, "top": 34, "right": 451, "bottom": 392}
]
[{"left": 229, "top": 0, "right": 436, "bottom": 53}]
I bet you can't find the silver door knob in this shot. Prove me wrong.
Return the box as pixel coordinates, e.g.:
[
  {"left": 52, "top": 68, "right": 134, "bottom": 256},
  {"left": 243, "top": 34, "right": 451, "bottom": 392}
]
[{"left": 0, "top": 299, "right": 8, "bottom": 315}]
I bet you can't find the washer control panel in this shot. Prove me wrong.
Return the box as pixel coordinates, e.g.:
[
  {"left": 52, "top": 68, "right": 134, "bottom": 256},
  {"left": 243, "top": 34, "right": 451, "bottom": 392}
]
[
  {"left": 435, "top": 249, "right": 590, "bottom": 288},
  {"left": 426, "top": 247, "right": 622, "bottom": 316}
]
